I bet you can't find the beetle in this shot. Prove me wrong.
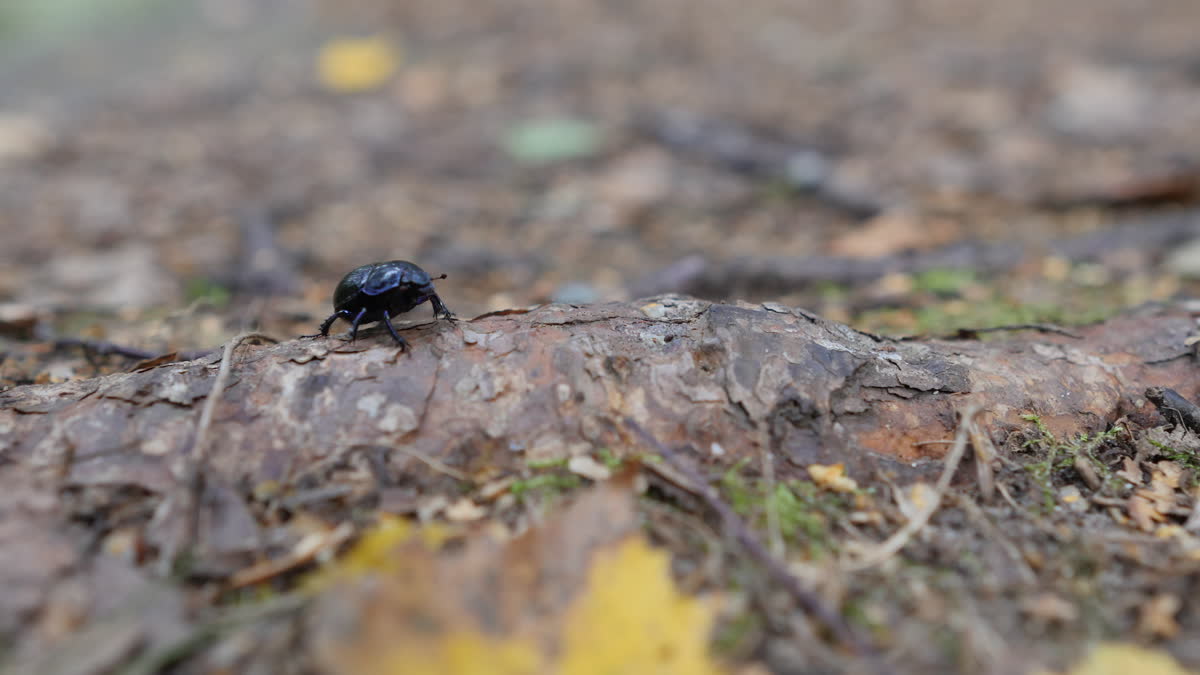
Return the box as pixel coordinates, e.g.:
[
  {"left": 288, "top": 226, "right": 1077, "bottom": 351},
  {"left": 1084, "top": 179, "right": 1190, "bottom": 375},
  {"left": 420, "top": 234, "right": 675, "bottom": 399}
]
[{"left": 305, "top": 260, "right": 454, "bottom": 350}]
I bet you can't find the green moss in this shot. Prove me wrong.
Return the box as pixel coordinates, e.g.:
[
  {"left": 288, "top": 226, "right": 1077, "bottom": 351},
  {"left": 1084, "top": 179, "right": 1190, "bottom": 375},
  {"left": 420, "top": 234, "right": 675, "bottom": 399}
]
[
  {"left": 815, "top": 280, "right": 851, "bottom": 303},
  {"left": 184, "top": 278, "right": 232, "bottom": 307},
  {"left": 719, "top": 459, "right": 756, "bottom": 515},
  {"left": 710, "top": 609, "right": 762, "bottom": 658},
  {"left": 1148, "top": 440, "right": 1200, "bottom": 485},
  {"left": 1019, "top": 415, "right": 1124, "bottom": 513},
  {"left": 855, "top": 283, "right": 1123, "bottom": 336},
  {"left": 509, "top": 473, "right": 582, "bottom": 501},
  {"left": 596, "top": 448, "right": 623, "bottom": 469},
  {"left": 913, "top": 267, "right": 976, "bottom": 296},
  {"left": 718, "top": 462, "right": 853, "bottom": 560},
  {"left": 524, "top": 457, "right": 569, "bottom": 470}
]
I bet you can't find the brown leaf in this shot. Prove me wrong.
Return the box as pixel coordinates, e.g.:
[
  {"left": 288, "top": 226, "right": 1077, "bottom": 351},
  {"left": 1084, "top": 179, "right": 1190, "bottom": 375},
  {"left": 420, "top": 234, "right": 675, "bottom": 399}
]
[
  {"left": 1128, "top": 494, "right": 1163, "bottom": 532},
  {"left": 1116, "top": 457, "right": 1144, "bottom": 486},
  {"left": 829, "top": 209, "right": 959, "bottom": 258},
  {"left": 1020, "top": 593, "right": 1078, "bottom": 624},
  {"left": 1138, "top": 593, "right": 1182, "bottom": 639}
]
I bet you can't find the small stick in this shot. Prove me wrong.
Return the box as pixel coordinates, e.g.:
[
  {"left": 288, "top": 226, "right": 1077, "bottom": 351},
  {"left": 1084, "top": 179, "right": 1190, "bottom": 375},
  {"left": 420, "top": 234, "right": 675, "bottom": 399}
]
[
  {"left": 760, "top": 429, "right": 784, "bottom": 558},
  {"left": 171, "top": 332, "right": 277, "bottom": 573},
  {"left": 842, "top": 406, "right": 980, "bottom": 572},
  {"left": 225, "top": 521, "right": 355, "bottom": 590},
  {"left": 54, "top": 337, "right": 212, "bottom": 362},
  {"left": 624, "top": 419, "right": 893, "bottom": 675},
  {"left": 349, "top": 443, "right": 470, "bottom": 482},
  {"left": 947, "top": 324, "right": 1082, "bottom": 340}
]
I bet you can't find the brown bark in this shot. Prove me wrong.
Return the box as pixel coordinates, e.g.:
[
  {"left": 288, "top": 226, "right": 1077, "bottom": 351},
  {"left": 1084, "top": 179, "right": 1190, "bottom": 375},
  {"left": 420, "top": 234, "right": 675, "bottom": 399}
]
[{"left": 1, "top": 297, "right": 1196, "bottom": 492}]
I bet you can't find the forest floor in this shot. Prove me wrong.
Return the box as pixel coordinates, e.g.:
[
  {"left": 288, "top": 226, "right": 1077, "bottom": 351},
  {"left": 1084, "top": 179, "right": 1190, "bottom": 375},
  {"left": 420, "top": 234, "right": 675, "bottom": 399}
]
[{"left": 4, "top": 0, "right": 1200, "bottom": 673}]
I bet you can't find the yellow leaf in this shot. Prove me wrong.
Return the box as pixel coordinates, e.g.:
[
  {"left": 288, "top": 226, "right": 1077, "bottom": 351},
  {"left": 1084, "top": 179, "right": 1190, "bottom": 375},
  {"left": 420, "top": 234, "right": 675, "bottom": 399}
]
[
  {"left": 807, "top": 463, "right": 858, "bottom": 493},
  {"left": 1042, "top": 643, "right": 1197, "bottom": 675},
  {"left": 560, "top": 536, "right": 725, "bottom": 675},
  {"left": 312, "top": 484, "right": 722, "bottom": 675},
  {"left": 317, "top": 37, "right": 400, "bottom": 93},
  {"left": 306, "top": 515, "right": 451, "bottom": 590},
  {"left": 333, "top": 630, "right": 543, "bottom": 675}
]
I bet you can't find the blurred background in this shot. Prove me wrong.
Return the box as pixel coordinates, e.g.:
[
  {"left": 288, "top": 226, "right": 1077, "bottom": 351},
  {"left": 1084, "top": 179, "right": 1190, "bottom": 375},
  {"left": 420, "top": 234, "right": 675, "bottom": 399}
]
[{"left": 4, "top": 0, "right": 1200, "bottom": 383}]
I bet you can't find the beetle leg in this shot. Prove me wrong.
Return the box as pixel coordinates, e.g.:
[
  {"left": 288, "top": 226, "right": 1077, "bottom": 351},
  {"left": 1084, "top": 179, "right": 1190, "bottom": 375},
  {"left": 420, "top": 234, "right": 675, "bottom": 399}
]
[
  {"left": 430, "top": 293, "right": 455, "bottom": 321},
  {"left": 318, "top": 312, "right": 341, "bottom": 336},
  {"left": 303, "top": 311, "right": 344, "bottom": 339},
  {"left": 381, "top": 309, "right": 410, "bottom": 351},
  {"left": 347, "top": 307, "right": 368, "bottom": 342}
]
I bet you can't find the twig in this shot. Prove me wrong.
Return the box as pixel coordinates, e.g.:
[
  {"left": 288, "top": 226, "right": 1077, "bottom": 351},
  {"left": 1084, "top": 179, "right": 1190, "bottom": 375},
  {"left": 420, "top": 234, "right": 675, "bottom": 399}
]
[
  {"left": 760, "top": 429, "right": 784, "bottom": 558},
  {"left": 225, "top": 521, "right": 355, "bottom": 590},
  {"left": 967, "top": 415, "right": 997, "bottom": 502},
  {"left": 172, "top": 332, "right": 277, "bottom": 573},
  {"left": 349, "top": 443, "right": 470, "bottom": 483},
  {"left": 624, "top": 419, "right": 893, "bottom": 675},
  {"left": 842, "top": 406, "right": 979, "bottom": 572},
  {"left": 946, "top": 324, "right": 1082, "bottom": 340},
  {"left": 995, "top": 480, "right": 1024, "bottom": 513},
  {"left": 54, "top": 337, "right": 212, "bottom": 362}
]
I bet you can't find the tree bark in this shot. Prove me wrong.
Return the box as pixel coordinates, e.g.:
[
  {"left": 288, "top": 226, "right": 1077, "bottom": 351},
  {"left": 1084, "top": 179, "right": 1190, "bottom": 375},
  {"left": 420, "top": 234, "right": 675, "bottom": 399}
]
[{"left": 1, "top": 297, "right": 1196, "bottom": 491}]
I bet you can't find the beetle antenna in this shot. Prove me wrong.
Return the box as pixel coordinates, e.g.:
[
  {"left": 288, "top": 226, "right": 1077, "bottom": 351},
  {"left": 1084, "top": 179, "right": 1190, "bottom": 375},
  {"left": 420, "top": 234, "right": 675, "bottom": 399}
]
[{"left": 435, "top": 273, "right": 448, "bottom": 280}]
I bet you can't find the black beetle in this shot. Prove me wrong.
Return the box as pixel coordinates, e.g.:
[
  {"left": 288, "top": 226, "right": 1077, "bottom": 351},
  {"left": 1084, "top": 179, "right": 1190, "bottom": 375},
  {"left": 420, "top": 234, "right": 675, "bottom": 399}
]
[{"left": 306, "top": 260, "right": 454, "bottom": 350}]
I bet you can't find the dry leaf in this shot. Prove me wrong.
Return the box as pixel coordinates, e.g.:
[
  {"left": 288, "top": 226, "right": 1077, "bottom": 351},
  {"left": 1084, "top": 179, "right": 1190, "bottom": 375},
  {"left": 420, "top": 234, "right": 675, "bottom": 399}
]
[
  {"left": 1042, "top": 642, "right": 1197, "bottom": 675},
  {"left": 829, "top": 209, "right": 958, "bottom": 258},
  {"left": 310, "top": 478, "right": 723, "bottom": 674},
  {"left": 1154, "top": 461, "right": 1184, "bottom": 489},
  {"left": 568, "top": 455, "right": 612, "bottom": 481},
  {"left": 1116, "top": 458, "right": 1143, "bottom": 485},
  {"left": 807, "top": 463, "right": 858, "bottom": 493},
  {"left": 897, "top": 482, "right": 935, "bottom": 520},
  {"left": 1059, "top": 485, "right": 1088, "bottom": 513},
  {"left": 445, "top": 498, "right": 487, "bottom": 522},
  {"left": 1128, "top": 494, "right": 1163, "bottom": 532},
  {"left": 317, "top": 37, "right": 400, "bottom": 93},
  {"left": 559, "top": 536, "right": 722, "bottom": 675},
  {"left": 1138, "top": 593, "right": 1182, "bottom": 639},
  {"left": 1020, "top": 593, "right": 1078, "bottom": 624},
  {"left": 306, "top": 516, "right": 451, "bottom": 591}
]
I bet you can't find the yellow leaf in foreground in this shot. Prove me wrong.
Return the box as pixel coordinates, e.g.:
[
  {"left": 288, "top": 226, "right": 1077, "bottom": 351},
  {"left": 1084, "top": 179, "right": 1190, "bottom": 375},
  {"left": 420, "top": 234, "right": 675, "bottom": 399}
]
[
  {"left": 317, "top": 37, "right": 400, "bottom": 93},
  {"left": 560, "top": 536, "right": 724, "bottom": 675},
  {"left": 312, "top": 482, "right": 723, "bottom": 675},
  {"left": 338, "top": 631, "right": 543, "bottom": 675},
  {"left": 1044, "top": 643, "right": 1196, "bottom": 675},
  {"left": 306, "top": 515, "right": 451, "bottom": 590},
  {"left": 807, "top": 463, "right": 858, "bottom": 493}
]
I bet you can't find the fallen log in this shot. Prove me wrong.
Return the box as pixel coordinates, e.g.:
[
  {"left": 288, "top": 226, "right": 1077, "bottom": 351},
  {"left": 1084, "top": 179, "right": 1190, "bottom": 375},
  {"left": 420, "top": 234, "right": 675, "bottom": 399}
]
[{"left": 2, "top": 296, "right": 1195, "bottom": 492}]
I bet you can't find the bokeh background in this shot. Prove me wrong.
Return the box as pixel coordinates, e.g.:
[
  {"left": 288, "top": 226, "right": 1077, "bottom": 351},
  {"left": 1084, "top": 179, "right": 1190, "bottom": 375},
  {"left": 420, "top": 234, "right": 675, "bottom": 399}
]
[{"left": 4, "top": 0, "right": 1200, "bottom": 382}]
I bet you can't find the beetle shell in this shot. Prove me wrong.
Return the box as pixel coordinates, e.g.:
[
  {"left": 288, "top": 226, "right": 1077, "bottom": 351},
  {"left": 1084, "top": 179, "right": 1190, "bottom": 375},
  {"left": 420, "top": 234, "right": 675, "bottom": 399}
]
[
  {"left": 333, "top": 261, "right": 432, "bottom": 312},
  {"left": 332, "top": 260, "right": 442, "bottom": 321},
  {"left": 307, "top": 259, "right": 453, "bottom": 348}
]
